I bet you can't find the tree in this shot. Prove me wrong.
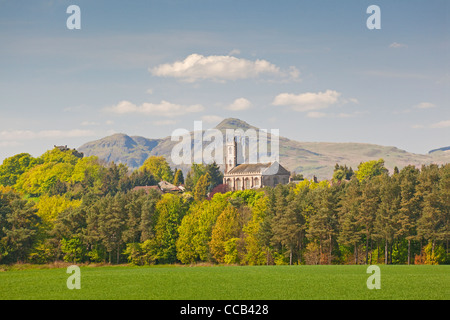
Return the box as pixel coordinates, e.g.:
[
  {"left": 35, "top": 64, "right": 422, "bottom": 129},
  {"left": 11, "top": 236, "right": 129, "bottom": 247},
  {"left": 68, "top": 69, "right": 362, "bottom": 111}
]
[
  {"left": 397, "top": 165, "right": 421, "bottom": 264},
  {"left": 173, "top": 169, "right": 184, "bottom": 186},
  {"left": 0, "top": 153, "right": 39, "bottom": 186},
  {"left": 306, "top": 184, "right": 338, "bottom": 264},
  {"left": 242, "top": 193, "right": 269, "bottom": 265},
  {"left": 358, "top": 178, "right": 380, "bottom": 264},
  {"left": 333, "top": 164, "right": 354, "bottom": 183},
  {"left": 338, "top": 178, "right": 363, "bottom": 264},
  {"left": 140, "top": 156, "right": 173, "bottom": 182},
  {"left": 176, "top": 196, "right": 228, "bottom": 264},
  {"left": 194, "top": 173, "right": 211, "bottom": 202},
  {"left": 271, "top": 187, "right": 305, "bottom": 265},
  {"left": 151, "top": 193, "right": 186, "bottom": 263},
  {"left": 0, "top": 189, "right": 40, "bottom": 263},
  {"left": 210, "top": 205, "right": 240, "bottom": 264},
  {"left": 205, "top": 162, "right": 223, "bottom": 191},
  {"left": 374, "top": 174, "right": 401, "bottom": 264},
  {"left": 35, "top": 195, "right": 82, "bottom": 230},
  {"left": 356, "top": 159, "right": 388, "bottom": 182},
  {"left": 416, "top": 165, "right": 446, "bottom": 258}
]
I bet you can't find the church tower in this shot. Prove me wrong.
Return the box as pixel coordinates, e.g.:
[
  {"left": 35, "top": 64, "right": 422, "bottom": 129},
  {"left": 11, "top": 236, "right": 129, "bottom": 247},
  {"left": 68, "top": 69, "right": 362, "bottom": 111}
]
[{"left": 225, "top": 136, "right": 238, "bottom": 173}]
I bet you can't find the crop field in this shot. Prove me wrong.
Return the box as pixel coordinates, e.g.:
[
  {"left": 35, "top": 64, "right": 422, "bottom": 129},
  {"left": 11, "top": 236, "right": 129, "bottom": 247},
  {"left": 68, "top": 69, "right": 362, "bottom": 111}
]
[{"left": 0, "top": 265, "right": 448, "bottom": 300}]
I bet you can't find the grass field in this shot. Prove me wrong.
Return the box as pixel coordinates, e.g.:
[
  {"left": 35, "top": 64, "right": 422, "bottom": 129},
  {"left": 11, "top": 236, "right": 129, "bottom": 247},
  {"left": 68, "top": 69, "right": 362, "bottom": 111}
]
[{"left": 0, "top": 264, "right": 448, "bottom": 300}]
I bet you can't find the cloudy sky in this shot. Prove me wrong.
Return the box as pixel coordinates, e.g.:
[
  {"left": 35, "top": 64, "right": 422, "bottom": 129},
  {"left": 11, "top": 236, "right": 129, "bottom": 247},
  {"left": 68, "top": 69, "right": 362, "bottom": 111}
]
[{"left": 0, "top": 0, "right": 448, "bottom": 162}]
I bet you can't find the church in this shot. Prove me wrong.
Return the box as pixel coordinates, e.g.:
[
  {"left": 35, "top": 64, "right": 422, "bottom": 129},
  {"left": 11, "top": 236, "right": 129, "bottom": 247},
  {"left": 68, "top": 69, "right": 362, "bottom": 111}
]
[{"left": 223, "top": 136, "right": 291, "bottom": 191}]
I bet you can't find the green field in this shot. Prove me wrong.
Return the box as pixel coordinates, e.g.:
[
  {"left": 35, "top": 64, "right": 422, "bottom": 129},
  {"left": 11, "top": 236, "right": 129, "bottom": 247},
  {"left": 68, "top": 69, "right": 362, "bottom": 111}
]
[{"left": 0, "top": 265, "right": 448, "bottom": 300}]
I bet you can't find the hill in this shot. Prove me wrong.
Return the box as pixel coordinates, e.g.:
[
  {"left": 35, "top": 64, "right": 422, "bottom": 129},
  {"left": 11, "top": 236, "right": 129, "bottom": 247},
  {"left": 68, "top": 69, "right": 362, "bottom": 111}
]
[
  {"left": 429, "top": 146, "right": 450, "bottom": 154},
  {"left": 78, "top": 118, "right": 450, "bottom": 180}
]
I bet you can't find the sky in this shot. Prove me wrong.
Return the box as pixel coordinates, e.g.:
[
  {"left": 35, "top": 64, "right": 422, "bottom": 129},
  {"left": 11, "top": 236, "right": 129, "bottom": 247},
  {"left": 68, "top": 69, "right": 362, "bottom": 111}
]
[{"left": 0, "top": 0, "right": 449, "bottom": 162}]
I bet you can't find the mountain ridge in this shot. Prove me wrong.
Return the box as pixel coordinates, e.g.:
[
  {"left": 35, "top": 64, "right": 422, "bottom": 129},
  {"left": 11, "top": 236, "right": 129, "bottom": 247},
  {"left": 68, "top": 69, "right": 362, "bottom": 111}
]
[{"left": 78, "top": 118, "right": 450, "bottom": 180}]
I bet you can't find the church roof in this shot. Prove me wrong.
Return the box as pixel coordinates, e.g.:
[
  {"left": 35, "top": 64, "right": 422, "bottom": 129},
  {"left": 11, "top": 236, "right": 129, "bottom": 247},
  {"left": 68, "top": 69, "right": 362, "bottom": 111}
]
[{"left": 226, "top": 161, "right": 290, "bottom": 176}]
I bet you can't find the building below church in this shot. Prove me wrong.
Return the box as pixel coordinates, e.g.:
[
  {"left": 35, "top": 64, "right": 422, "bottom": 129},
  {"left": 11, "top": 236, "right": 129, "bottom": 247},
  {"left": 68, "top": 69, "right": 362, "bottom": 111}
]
[{"left": 223, "top": 137, "right": 291, "bottom": 191}]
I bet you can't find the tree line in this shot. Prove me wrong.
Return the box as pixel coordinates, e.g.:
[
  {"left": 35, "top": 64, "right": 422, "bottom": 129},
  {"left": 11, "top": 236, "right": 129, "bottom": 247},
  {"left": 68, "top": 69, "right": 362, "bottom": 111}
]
[{"left": 0, "top": 147, "right": 448, "bottom": 265}]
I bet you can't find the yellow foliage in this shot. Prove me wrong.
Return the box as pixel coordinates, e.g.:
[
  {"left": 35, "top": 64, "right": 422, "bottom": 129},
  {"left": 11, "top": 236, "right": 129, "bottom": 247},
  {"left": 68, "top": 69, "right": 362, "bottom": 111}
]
[{"left": 36, "top": 195, "right": 82, "bottom": 227}]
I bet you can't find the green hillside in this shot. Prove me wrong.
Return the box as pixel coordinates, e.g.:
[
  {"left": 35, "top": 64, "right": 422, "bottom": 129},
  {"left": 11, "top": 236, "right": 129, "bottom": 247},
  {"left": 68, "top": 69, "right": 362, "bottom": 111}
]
[{"left": 78, "top": 118, "right": 450, "bottom": 180}]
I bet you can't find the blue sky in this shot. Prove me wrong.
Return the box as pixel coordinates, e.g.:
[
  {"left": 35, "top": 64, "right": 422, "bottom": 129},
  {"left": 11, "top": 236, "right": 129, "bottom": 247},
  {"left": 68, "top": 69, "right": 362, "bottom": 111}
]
[{"left": 0, "top": 0, "right": 449, "bottom": 162}]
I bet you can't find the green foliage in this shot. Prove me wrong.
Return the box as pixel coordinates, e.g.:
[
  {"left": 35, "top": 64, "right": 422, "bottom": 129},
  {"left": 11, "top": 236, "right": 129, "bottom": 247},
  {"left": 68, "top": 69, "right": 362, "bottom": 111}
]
[
  {"left": 1, "top": 147, "right": 449, "bottom": 266},
  {"left": 61, "top": 237, "right": 86, "bottom": 263},
  {"left": 356, "top": 159, "right": 388, "bottom": 181},
  {"left": 140, "top": 156, "right": 174, "bottom": 182},
  {"left": 184, "top": 162, "right": 223, "bottom": 192},
  {"left": 0, "top": 187, "right": 40, "bottom": 263},
  {"left": 173, "top": 169, "right": 184, "bottom": 186},
  {"left": 0, "top": 153, "right": 39, "bottom": 186},
  {"left": 422, "top": 241, "right": 447, "bottom": 265},
  {"left": 151, "top": 193, "right": 186, "bottom": 263},
  {"left": 333, "top": 164, "right": 354, "bottom": 182},
  {"left": 210, "top": 205, "right": 240, "bottom": 263}
]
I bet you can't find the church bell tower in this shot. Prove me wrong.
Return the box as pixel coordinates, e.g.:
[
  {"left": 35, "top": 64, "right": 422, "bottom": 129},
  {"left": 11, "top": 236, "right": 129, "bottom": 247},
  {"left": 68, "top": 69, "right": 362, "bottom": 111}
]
[{"left": 225, "top": 136, "right": 238, "bottom": 173}]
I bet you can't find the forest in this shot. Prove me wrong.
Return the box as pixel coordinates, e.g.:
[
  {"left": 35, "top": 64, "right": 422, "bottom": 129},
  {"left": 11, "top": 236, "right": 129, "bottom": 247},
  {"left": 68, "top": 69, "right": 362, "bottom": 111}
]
[{"left": 0, "top": 147, "right": 448, "bottom": 266}]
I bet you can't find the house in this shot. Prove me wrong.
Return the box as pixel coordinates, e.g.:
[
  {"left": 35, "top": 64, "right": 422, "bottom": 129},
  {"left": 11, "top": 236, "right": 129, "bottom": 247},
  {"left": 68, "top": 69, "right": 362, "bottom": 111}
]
[
  {"left": 131, "top": 185, "right": 162, "bottom": 194},
  {"left": 223, "top": 137, "right": 291, "bottom": 191},
  {"left": 131, "top": 181, "right": 183, "bottom": 195}
]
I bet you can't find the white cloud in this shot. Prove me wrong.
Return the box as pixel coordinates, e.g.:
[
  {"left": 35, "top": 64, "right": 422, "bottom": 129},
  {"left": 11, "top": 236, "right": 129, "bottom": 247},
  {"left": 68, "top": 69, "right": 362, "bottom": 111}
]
[
  {"left": 201, "top": 115, "right": 224, "bottom": 124},
  {"left": 149, "top": 53, "right": 299, "bottom": 82},
  {"left": 0, "top": 129, "right": 95, "bottom": 141},
  {"left": 412, "top": 120, "right": 450, "bottom": 129},
  {"left": 389, "top": 42, "right": 408, "bottom": 48},
  {"left": 106, "top": 100, "right": 204, "bottom": 117},
  {"left": 414, "top": 102, "right": 435, "bottom": 109},
  {"left": 430, "top": 120, "right": 450, "bottom": 128},
  {"left": 307, "top": 111, "right": 327, "bottom": 118},
  {"left": 228, "top": 49, "right": 241, "bottom": 56},
  {"left": 226, "top": 98, "right": 252, "bottom": 111},
  {"left": 81, "top": 121, "right": 100, "bottom": 126},
  {"left": 153, "top": 119, "right": 178, "bottom": 126},
  {"left": 272, "top": 90, "right": 342, "bottom": 112},
  {"left": 0, "top": 141, "right": 22, "bottom": 147},
  {"left": 305, "top": 111, "right": 364, "bottom": 119}
]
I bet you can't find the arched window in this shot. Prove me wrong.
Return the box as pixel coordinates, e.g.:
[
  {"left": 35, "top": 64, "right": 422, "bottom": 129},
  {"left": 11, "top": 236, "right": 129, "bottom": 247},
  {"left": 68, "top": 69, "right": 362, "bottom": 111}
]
[
  {"left": 245, "top": 178, "right": 250, "bottom": 190},
  {"left": 254, "top": 177, "right": 259, "bottom": 187},
  {"left": 236, "top": 179, "right": 242, "bottom": 190}
]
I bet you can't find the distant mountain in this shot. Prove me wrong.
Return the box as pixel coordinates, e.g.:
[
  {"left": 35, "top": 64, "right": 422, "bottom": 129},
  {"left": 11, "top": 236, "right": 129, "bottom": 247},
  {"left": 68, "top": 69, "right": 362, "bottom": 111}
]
[
  {"left": 78, "top": 133, "right": 160, "bottom": 168},
  {"left": 429, "top": 146, "right": 450, "bottom": 154},
  {"left": 78, "top": 118, "right": 450, "bottom": 180}
]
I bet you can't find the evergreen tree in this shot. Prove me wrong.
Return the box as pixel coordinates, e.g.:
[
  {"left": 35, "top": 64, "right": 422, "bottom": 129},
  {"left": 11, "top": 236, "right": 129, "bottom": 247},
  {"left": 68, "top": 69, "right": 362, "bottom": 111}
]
[
  {"left": 374, "top": 175, "right": 401, "bottom": 264},
  {"left": 398, "top": 165, "right": 421, "bottom": 264},
  {"left": 0, "top": 192, "right": 40, "bottom": 263},
  {"left": 416, "top": 165, "right": 446, "bottom": 256},
  {"left": 194, "top": 173, "right": 211, "bottom": 202},
  {"left": 173, "top": 169, "right": 184, "bottom": 186}
]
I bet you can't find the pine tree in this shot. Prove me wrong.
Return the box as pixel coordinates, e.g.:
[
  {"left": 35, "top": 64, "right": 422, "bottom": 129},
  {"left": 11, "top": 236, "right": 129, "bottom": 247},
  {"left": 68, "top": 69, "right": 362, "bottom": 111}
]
[
  {"left": 374, "top": 174, "right": 401, "bottom": 264},
  {"left": 1, "top": 193, "right": 40, "bottom": 263},
  {"left": 338, "top": 178, "right": 363, "bottom": 264},
  {"left": 416, "top": 165, "right": 446, "bottom": 256},
  {"left": 398, "top": 165, "right": 421, "bottom": 264}
]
